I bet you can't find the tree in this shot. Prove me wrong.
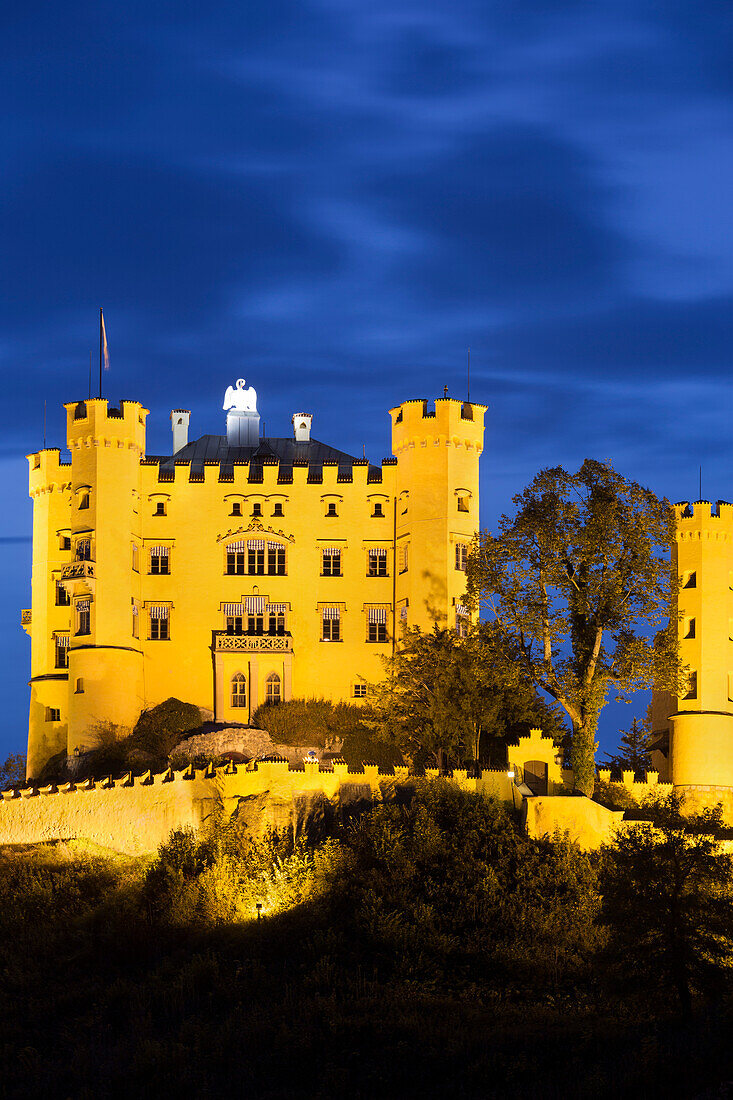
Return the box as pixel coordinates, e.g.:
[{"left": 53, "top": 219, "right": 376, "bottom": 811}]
[
  {"left": 602, "top": 795, "right": 733, "bottom": 1015},
  {"left": 466, "top": 460, "right": 680, "bottom": 795},
  {"left": 604, "top": 716, "right": 653, "bottom": 776},
  {"left": 0, "top": 752, "right": 26, "bottom": 789},
  {"left": 370, "top": 623, "right": 565, "bottom": 770}
]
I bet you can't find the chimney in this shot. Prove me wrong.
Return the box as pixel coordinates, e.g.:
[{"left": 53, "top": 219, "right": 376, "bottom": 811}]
[
  {"left": 292, "top": 413, "right": 313, "bottom": 442},
  {"left": 171, "top": 410, "right": 190, "bottom": 453}
]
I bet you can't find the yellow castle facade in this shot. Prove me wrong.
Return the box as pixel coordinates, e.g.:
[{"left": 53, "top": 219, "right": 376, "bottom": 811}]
[
  {"left": 651, "top": 500, "right": 733, "bottom": 816},
  {"left": 23, "top": 387, "right": 486, "bottom": 780}
]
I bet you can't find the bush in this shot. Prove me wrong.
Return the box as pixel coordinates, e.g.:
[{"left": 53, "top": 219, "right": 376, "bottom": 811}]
[
  {"left": 251, "top": 697, "right": 403, "bottom": 768},
  {"left": 131, "top": 699, "right": 203, "bottom": 760}
]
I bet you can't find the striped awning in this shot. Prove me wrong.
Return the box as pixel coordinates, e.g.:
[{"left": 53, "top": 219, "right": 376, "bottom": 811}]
[
  {"left": 222, "top": 603, "right": 244, "bottom": 616},
  {"left": 267, "top": 541, "right": 282, "bottom": 551},
  {"left": 368, "top": 548, "right": 387, "bottom": 557},
  {"left": 77, "top": 599, "right": 90, "bottom": 612},
  {"left": 368, "top": 608, "right": 387, "bottom": 624},
  {"left": 456, "top": 604, "right": 469, "bottom": 617},
  {"left": 150, "top": 545, "right": 169, "bottom": 556},
  {"left": 268, "top": 603, "right": 287, "bottom": 615},
  {"left": 248, "top": 539, "right": 265, "bottom": 550},
  {"left": 323, "top": 547, "right": 341, "bottom": 556},
  {"left": 55, "top": 634, "right": 69, "bottom": 647},
  {"left": 245, "top": 596, "right": 266, "bottom": 613},
  {"left": 227, "top": 540, "right": 246, "bottom": 552},
  {"left": 322, "top": 606, "right": 340, "bottom": 620},
  {"left": 150, "top": 605, "right": 169, "bottom": 619}
]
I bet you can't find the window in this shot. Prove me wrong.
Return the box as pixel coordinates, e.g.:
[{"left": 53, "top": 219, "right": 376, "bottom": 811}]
[
  {"left": 457, "top": 496, "right": 469, "bottom": 513},
  {"left": 55, "top": 581, "right": 70, "bottom": 606},
  {"left": 55, "top": 634, "right": 69, "bottom": 669},
  {"left": 75, "top": 678, "right": 84, "bottom": 694},
  {"left": 399, "top": 545, "right": 409, "bottom": 573},
  {"left": 231, "top": 673, "right": 247, "bottom": 709},
  {"left": 267, "top": 542, "right": 286, "bottom": 575},
  {"left": 368, "top": 549, "right": 387, "bottom": 577},
  {"left": 230, "top": 502, "right": 242, "bottom": 517},
  {"left": 400, "top": 494, "right": 408, "bottom": 515},
  {"left": 455, "top": 544, "right": 468, "bottom": 571},
  {"left": 322, "top": 548, "right": 342, "bottom": 576},
  {"left": 266, "top": 673, "right": 281, "bottom": 705},
  {"left": 248, "top": 542, "right": 265, "bottom": 574},
  {"left": 132, "top": 545, "right": 139, "bottom": 572},
  {"left": 326, "top": 502, "right": 338, "bottom": 517},
  {"left": 683, "top": 571, "right": 697, "bottom": 589},
  {"left": 45, "top": 707, "right": 60, "bottom": 722},
  {"left": 322, "top": 608, "right": 341, "bottom": 641},
  {"left": 273, "top": 503, "right": 284, "bottom": 517},
  {"left": 154, "top": 501, "right": 166, "bottom": 516},
  {"left": 268, "top": 606, "right": 286, "bottom": 635},
  {"left": 353, "top": 683, "right": 367, "bottom": 698},
  {"left": 149, "top": 607, "right": 169, "bottom": 640},
  {"left": 684, "top": 671, "right": 697, "bottom": 700},
  {"left": 367, "top": 608, "right": 387, "bottom": 642},
  {"left": 78, "top": 492, "right": 89, "bottom": 510},
  {"left": 227, "top": 546, "right": 246, "bottom": 575},
  {"left": 456, "top": 613, "right": 468, "bottom": 638},
  {"left": 684, "top": 617, "right": 696, "bottom": 639},
  {"left": 248, "top": 614, "right": 265, "bottom": 635},
  {"left": 372, "top": 503, "right": 384, "bottom": 518},
  {"left": 149, "top": 546, "right": 170, "bottom": 575},
  {"left": 252, "top": 503, "right": 262, "bottom": 517},
  {"left": 76, "top": 538, "right": 91, "bottom": 561},
  {"left": 76, "top": 601, "right": 90, "bottom": 636},
  {"left": 226, "top": 616, "right": 244, "bottom": 635},
  {"left": 132, "top": 603, "right": 139, "bottom": 638},
  {"left": 61, "top": 535, "right": 71, "bottom": 551}
]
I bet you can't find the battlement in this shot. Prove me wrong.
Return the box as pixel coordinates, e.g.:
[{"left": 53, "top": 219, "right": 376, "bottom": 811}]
[
  {"left": 27, "top": 449, "right": 73, "bottom": 495},
  {"left": 674, "top": 500, "right": 733, "bottom": 527},
  {"left": 390, "top": 397, "right": 487, "bottom": 454},
  {"left": 64, "top": 398, "right": 148, "bottom": 452}
]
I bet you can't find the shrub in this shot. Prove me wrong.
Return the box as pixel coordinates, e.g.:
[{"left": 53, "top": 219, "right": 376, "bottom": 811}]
[
  {"left": 131, "top": 699, "right": 203, "bottom": 759},
  {"left": 251, "top": 697, "right": 402, "bottom": 767}
]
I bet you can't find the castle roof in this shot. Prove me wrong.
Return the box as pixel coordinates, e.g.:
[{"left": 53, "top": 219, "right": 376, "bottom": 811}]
[{"left": 147, "top": 435, "right": 384, "bottom": 481}]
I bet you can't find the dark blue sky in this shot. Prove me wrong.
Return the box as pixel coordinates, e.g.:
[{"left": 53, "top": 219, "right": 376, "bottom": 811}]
[{"left": 1, "top": 1, "right": 731, "bottom": 758}]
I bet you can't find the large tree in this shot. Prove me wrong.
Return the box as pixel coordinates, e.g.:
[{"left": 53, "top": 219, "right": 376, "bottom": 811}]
[
  {"left": 465, "top": 460, "right": 680, "bottom": 795},
  {"left": 370, "top": 623, "right": 564, "bottom": 770}
]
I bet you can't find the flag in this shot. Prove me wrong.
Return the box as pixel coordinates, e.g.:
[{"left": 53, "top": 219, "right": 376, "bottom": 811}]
[{"left": 100, "top": 309, "right": 110, "bottom": 371}]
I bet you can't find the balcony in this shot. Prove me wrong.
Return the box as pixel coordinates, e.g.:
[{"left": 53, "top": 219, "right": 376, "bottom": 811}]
[
  {"left": 60, "top": 559, "right": 96, "bottom": 594},
  {"left": 213, "top": 630, "right": 293, "bottom": 653}
]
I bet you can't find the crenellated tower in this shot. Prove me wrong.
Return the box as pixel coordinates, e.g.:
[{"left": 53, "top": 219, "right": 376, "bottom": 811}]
[
  {"left": 653, "top": 500, "right": 733, "bottom": 817},
  {"left": 390, "top": 398, "right": 487, "bottom": 633}
]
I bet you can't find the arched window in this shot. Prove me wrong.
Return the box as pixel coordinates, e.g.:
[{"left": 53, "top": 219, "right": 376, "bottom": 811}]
[
  {"left": 265, "top": 672, "right": 281, "bottom": 705},
  {"left": 231, "top": 673, "right": 247, "bottom": 708}
]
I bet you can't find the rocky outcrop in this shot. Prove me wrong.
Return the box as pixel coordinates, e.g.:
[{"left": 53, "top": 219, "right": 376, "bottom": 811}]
[{"left": 171, "top": 726, "right": 343, "bottom": 766}]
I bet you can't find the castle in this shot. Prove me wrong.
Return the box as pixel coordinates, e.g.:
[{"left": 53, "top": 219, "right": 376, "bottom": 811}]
[{"left": 22, "top": 383, "right": 485, "bottom": 780}]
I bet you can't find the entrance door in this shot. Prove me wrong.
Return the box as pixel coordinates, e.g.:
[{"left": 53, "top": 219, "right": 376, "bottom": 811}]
[{"left": 523, "top": 760, "right": 548, "bottom": 795}]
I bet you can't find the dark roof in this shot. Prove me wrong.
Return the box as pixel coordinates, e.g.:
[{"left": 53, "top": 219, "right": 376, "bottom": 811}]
[{"left": 146, "top": 435, "right": 383, "bottom": 481}]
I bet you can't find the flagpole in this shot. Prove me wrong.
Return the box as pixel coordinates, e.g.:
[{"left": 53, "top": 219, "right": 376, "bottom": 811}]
[{"left": 99, "top": 308, "right": 103, "bottom": 399}]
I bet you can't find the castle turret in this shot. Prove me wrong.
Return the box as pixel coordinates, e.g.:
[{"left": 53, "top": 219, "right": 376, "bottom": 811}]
[
  {"left": 390, "top": 397, "right": 487, "bottom": 632},
  {"left": 662, "top": 500, "right": 733, "bottom": 818}
]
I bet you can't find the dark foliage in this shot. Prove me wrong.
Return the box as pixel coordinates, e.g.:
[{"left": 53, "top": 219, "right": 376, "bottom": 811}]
[
  {"left": 131, "top": 698, "right": 203, "bottom": 759},
  {"left": 252, "top": 696, "right": 403, "bottom": 769}
]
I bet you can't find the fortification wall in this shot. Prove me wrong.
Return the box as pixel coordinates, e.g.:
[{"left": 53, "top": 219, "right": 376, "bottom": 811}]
[{"left": 0, "top": 760, "right": 515, "bottom": 855}]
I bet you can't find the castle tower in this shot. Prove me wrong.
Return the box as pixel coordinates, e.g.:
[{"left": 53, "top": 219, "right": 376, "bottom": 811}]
[
  {"left": 26, "top": 399, "right": 148, "bottom": 777},
  {"left": 390, "top": 398, "right": 487, "bottom": 632},
  {"left": 658, "top": 500, "right": 733, "bottom": 817}
]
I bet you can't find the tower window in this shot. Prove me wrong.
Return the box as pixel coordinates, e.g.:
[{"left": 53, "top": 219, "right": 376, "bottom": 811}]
[
  {"left": 76, "top": 538, "right": 91, "bottom": 561},
  {"left": 231, "top": 673, "right": 247, "bottom": 709},
  {"left": 326, "top": 502, "right": 338, "bottom": 517},
  {"left": 266, "top": 672, "right": 282, "bottom": 705},
  {"left": 455, "top": 544, "right": 468, "bottom": 571},
  {"left": 400, "top": 545, "right": 409, "bottom": 573},
  {"left": 322, "top": 548, "right": 342, "bottom": 576},
  {"left": 55, "top": 581, "right": 70, "bottom": 606},
  {"left": 457, "top": 496, "right": 469, "bottom": 513},
  {"left": 230, "top": 502, "right": 242, "bottom": 516},
  {"left": 76, "top": 601, "right": 91, "bottom": 636},
  {"left": 132, "top": 604, "right": 139, "bottom": 638},
  {"left": 60, "top": 535, "right": 71, "bottom": 551},
  {"left": 75, "top": 678, "right": 84, "bottom": 694},
  {"left": 683, "top": 671, "right": 697, "bottom": 700},
  {"left": 682, "top": 571, "right": 697, "bottom": 589},
  {"left": 684, "top": 617, "right": 696, "bottom": 639},
  {"left": 78, "top": 492, "right": 89, "bottom": 510},
  {"left": 368, "top": 549, "right": 388, "bottom": 577},
  {"left": 154, "top": 502, "right": 167, "bottom": 516},
  {"left": 55, "top": 634, "right": 69, "bottom": 669},
  {"left": 149, "top": 547, "right": 170, "bottom": 575},
  {"left": 322, "top": 608, "right": 341, "bottom": 642},
  {"left": 132, "top": 545, "right": 139, "bottom": 572},
  {"left": 45, "top": 707, "right": 61, "bottom": 722},
  {"left": 372, "top": 503, "right": 384, "bottom": 517},
  {"left": 273, "top": 503, "right": 284, "bottom": 517}
]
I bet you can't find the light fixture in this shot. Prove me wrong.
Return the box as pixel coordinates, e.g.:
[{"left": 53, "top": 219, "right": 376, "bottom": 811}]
[
  {"left": 506, "top": 769, "right": 515, "bottom": 779},
  {"left": 256, "top": 902, "right": 263, "bottom": 920}
]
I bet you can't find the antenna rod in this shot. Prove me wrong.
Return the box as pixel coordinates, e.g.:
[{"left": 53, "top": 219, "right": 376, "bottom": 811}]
[
  {"left": 98, "top": 308, "right": 103, "bottom": 399},
  {"left": 43, "top": 400, "right": 46, "bottom": 448},
  {"left": 467, "top": 347, "right": 470, "bottom": 403},
  {"left": 88, "top": 350, "right": 92, "bottom": 399},
  {"left": 699, "top": 465, "right": 702, "bottom": 501}
]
